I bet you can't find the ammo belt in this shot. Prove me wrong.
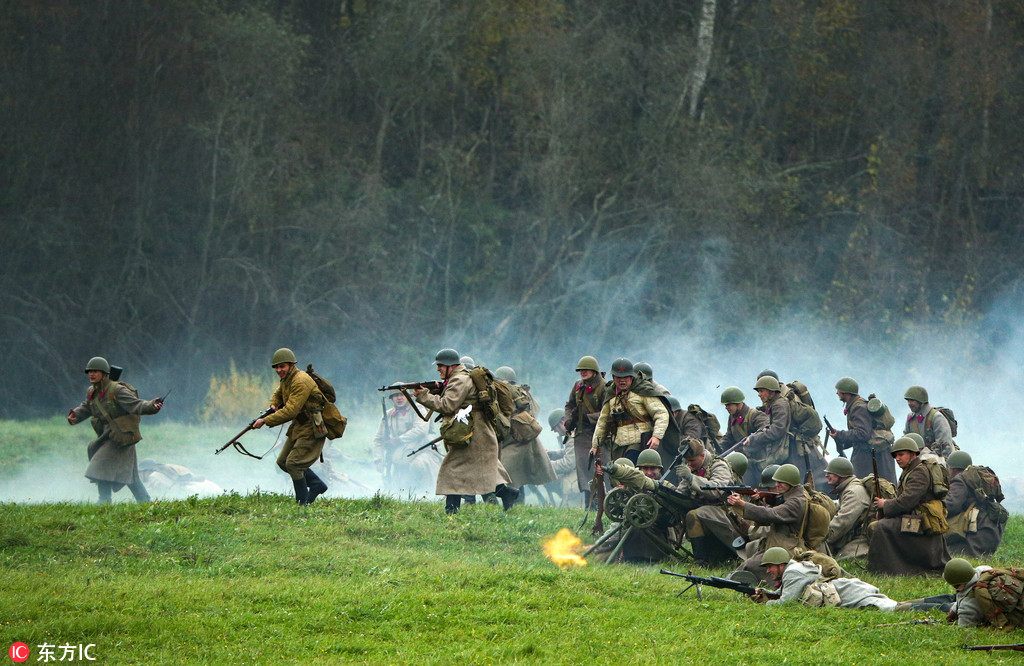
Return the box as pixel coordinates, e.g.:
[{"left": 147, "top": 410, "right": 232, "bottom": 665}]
[{"left": 616, "top": 416, "right": 649, "bottom": 427}]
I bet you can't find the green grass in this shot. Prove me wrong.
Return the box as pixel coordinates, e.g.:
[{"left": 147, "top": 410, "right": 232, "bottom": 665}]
[{"left": 2, "top": 495, "right": 1024, "bottom": 665}]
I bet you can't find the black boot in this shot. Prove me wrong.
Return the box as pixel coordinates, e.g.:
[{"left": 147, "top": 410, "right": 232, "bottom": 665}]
[
  {"left": 689, "top": 536, "right": 710, "bottom": 565},
  {"left": 128, "top": 479, "right": 151, "bottom": 503},
  {"left": 482, "top": 492, "right": 498, "bottom": 505},
  {"left": 445, "top": 495, "right": 462, "bottom": 515},
  {"left": 292, "top": 478, "right": 309, "bottom": 505},
  {"left": 495, "top": 484, "right": 520, "bottom": 511},
  {"left": 462, "top": 495, "right": 477, "bottom": 504},
  {"left": 304, "top": 469, "right": 328, "bottom": 504},
  {"left": 96, "top": 482, "right": 113, "bottom": 505}
]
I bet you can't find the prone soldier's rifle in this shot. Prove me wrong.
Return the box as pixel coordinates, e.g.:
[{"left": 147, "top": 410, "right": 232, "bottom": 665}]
[
  {"left": 659, "top": 569, "right": 781, "bottom": 601},
  {"left": 215, "top": 407, "right": 277, "bottom": 459}
]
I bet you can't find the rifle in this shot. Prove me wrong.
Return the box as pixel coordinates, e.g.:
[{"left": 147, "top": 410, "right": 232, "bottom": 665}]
[
  {"left": 378, "top": 381, "right": 441, "bottom": 421},
  {"left": 215, "top": 407, "right": 276, "bottom": 459},
  {"left": 871, "top": 449, "right": 883, "bottom": 518},
  {"left": 406, "top": 435, "right": 443, "bottom": 458},
  {"left": 660, "top": 569, "right": 780, "bottom": 601},
  {"left": 381, "top": 396, "right": 395, "bottom": 479},
  {"left": 963, "top": 644, "right": 1024, "bottom": 652},
  {"left": 711, "top": 485, "right": 784, "bottom": 506},
  {"left": 823, "top": 416, "right": 846, "bottom": 459}
]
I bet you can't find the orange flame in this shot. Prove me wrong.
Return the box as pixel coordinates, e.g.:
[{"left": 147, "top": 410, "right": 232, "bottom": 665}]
[{"left": 543, "top": 528, "right": 588, "bottom": 569}]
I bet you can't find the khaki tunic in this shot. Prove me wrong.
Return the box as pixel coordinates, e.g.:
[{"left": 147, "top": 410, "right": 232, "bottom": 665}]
[
  {"left": 71, "top": 378, "right": 160, "bottom": 487},
  {"left": 944, "top": 470, "right": 1005, "bottom": 556},
  {"left": 264, "top": 367, "right": 327, "bottom": 480},
  {"left": 416, "top": 368, "right": 512, "bottom": 495},
  {"left": 826, "top": 476, "right": 871, "bottom": 559},
  {"left": 564, "top": 375, "right": 606, "bottom": 491},
  {"left": 867, "top": 456, "right": 950, "bottom": 575}
]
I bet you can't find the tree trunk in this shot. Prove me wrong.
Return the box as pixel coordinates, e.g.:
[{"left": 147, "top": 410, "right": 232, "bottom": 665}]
[{"left": 688, "top": 0, "right": 718, "bottom": 119}]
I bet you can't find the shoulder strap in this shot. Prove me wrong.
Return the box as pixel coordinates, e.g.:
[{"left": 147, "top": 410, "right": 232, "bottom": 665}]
[{"left": 91, "top": 383, "right": 129, "bottom": 439}]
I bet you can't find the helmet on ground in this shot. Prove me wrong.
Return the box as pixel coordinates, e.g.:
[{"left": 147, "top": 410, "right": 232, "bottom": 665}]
[
  {"left": 636, "top": 449, "right": 663, "bottom": 468},
  {"left": 610, "top": 358, "right": 635, "bottom": 378},
  {"left": 891, "top": 436, "right": 920, "bottom": 455},
  {"left": 754, "top": 376, "right": 782, "bottom": 392},
  {"left": 762, "top": 547, "right": 790, "bottom": 566},
  {"left": 84, "top": 357, "right": 111, "bottom": 374},
  {"left": 772, "top": 464, "right": 801, "bottom": 487},
  {"left": 494, "top": 366, "right": 517, "bottom": 383},
  {"left": 271, "top": 348, "right": 297, "bottom": 366},
  {"left": 459, "top": 355, "right": 476, "bottom": 369},
  {"left": 576, "top": 356, "right": 600, "bottom": 373},
  {"left": 634, "top": 362, "right": 654, "bottom": 379},
  {"left": 904, "top": 385, "right": 929, "bottom": 403},
  {"left": 758, "top": 369, "right": 779, "bottom": 380},
  {"left": 943, "top": 558, "right": 976, "bottom": 586},
  {"left": 725, "top": 452, "right": 748, "bottom": 479},
  {"left": 613, "top": 457, "right": 635, "bottom": 468},
  {"left": 825, "top": 457, "right": 854, "bottom": 477},
  {"left": 947, "top": 451, "right": 972, "bottom": 470},
  {"left": 760, "top": 465, "right": 781, "bottom": 488},
  {"left": 866, "top": 397, "right": 885, "bottom": 415},
  {"left": 721, "top": 386, "right": 745, "bottom": 404},
  {"left": 667, "top": 396, "right": 682, "bottom": 411},
  {"left": 835, "top": 377, "right": 859, "bottom": 394},
  {"left": 548, "top": 409, "right": 565, "bottom": 430},
  {"left": 434, "top": 348, "right": 460, "bottom": 366}
]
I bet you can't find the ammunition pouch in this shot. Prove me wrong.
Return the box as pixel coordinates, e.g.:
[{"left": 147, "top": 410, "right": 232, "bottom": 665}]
[
  {"left": 899, "top": 515, "right": 923, "bottom": 534},
  {"left": 107, "top": 414, "right": 142, "bottom": 447},
  {"left": 799, "top": 579, "right": 841, "bottom": 607},
  {"left": 440, "top": 419, "right": 473, "bottom": 449},
  {"left": 918, "top": 499, "right": 949, "bottom": 535}
]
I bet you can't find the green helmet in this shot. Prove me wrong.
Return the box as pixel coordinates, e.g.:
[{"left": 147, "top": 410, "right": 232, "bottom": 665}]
[
  {"left": 636, "top": 449, "right": 663, "bottom": 468},
  {"left": 720, "top": 386, "right": 745, "bottom": 405},
  {"left": 866, "top": 397, "right": 885, "bottom": 415},
  {"left": 760, "top": 465, "right": 781, "bottom": 488},
  {"left": 271, "top": 348, "right": 297, "bottom": 366},
  {"left": 825, "top": 457, "right": 854, "bottom": 477},
  {"left": 575, "top": 355, "right": 600, "bottom": 373},
  {"left": 667, "top": 396, "right": 682, "bottom": 411},
  {"left": 943, "top": 558, "right": 976, "bottom": 586},
  {"left": 758, "top": 369, "right": 779, "bottom": 380},
  {"left": 905, "top": 432, "right": 925, "bottom": 449},
  {"left": 634, "top": 362, "right": 654, "bottom": 379},
  {"left": 904, "top": 385, "right": 929, "bottom": 403},
  {"left": 834, "top": 377, "right": 859, "bottom": 394},
  {"left": 947, "top": 451, "right": 973, "bottom": 470},
  {"left": 725, "top": 452, "right": 748, "bottom": 479},
  {"left": 772, "top": 464, "right": 801, "bottom": 487},
  {"left": 891, "top": 436, "right": 920, "bottom": 455},
  {"left": 84, "top": 356, "right": 111, "bottom": 374},
  {"left": 459, "top": 355, "right": 476, "bottom": 370},
  {"left": 613, "top": 457, "right": 635, "bottom": 468},
  {"left": 494, "top": 366, "right": 517, "bottom": 383},
  {"left": 548, "top": 409, "right": 565, "bottom": 430},
  {"left": 762, "top": 546, "right": 790, "bottom": 566},
  {"left": 610, "top": 358, "right": 635, "bottom": 378},
  {"left": 434, "top": 348, "right": 460, "bottom": 366},
  {"left": 754, "top": 376, "right": 782, "bottom": 392}
]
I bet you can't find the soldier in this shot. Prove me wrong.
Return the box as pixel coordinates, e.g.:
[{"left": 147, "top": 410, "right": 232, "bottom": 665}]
[
  {"left": 634, "top": 362, "right": 670, "bottom": 394},
  {"left": 412, "top": 349, "right": 517, "bottom": 514},
  {"left": 942, "top": 558, "right": 1024, "bottom": 628},
  {"left": 823, "top": 457, "right": 872, "bottom": 560},
  {"left": 373, "top": 384, "right": 437, "bottom": 495},
  {"left": 590, "top": 358, "right": 677, "bottom": 469},
  {"left": 727, "top": 463, "right": 809, "bottom": 580},
  {"left": 865, "top": 396, "right": 897, "bottom": 483},
  {"left": 67, "top": 356, "right": 165, "bottom": 504},
  {"left": 493, "top": 366, "right": 557, "bottom": 503},
  {"left": 741, "top": 376, "right": 791, "bottom": 488},
  {"left": 760, "top": 371, "right": 826, "bottom": 490},
  {"left": 944, "top": 451, "right": 1007, "bottom": 556},
  {"left": 678, "top": 451, "right": 749, "bottom": 566},
  {"left": 903, "top": 386, "right": 955, "bottom": 460},
  {"left": 251, "top": 348, "right": 330, "bottom": 505},
  {"left": 545, "top": 408, "right": 581, "bottom": 506},
  {"left": 829, "top": 377, "right": 874, "bottom": 477},
  {"left": 867, "top": 436, "right": 950, "bottom": 575},
  {"left": 719, "top": 386, "right": 769, "bottom": 486},
  {"left": 564, "top": 355, "right": 607, "bottom": 505},
  {"left": 138, "top": 459, "right": 223, "bottom": 497},
  {"left": 755, "top": 547, "right": 897, "bottom": 610}
]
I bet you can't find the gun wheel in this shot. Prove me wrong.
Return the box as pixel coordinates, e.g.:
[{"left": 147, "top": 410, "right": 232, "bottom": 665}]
[
  {"left": 604, "top": 487, "right": 632, "bottom": 522},
  {"left": 623, "top": 492, "right": 658, "bottom": 529}
]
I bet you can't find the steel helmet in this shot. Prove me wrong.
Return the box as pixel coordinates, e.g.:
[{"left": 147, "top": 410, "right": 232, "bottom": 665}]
[
  {"left": 636, "top": 449, "right": 663, "bottom": 468},
  {"left": 434, "top": 348, "right": 460, "bottom": 366},
  {"left": 84, "top": 357, "right": 111, "bottom": 374},
  {"left": 271, "top": 348, "right": 297, "bottom": 366}
]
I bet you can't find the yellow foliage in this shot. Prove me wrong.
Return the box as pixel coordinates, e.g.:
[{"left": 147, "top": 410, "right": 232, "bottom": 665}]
[{"left": 199, "top": 361, "right": 275, "bottom": 424}]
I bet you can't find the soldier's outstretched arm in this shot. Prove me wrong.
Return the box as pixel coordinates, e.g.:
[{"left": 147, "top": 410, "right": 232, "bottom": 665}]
[{"left": 115, "top": 384, "right": 161, "bottom": 416}]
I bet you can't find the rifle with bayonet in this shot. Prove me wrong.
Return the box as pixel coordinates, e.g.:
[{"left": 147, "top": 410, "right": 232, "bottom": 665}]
[
  {"left": 659, "top": 569, "right": 781, "bottom": 601},
  {"left": 406, "top": 435, "right": 443, "bottom": 458},
  {"left": 823, "top": 415, "right": 846, "bottom": 459},
  {"left": 215, "top": 406, "right": 276, "bottom": 459}
]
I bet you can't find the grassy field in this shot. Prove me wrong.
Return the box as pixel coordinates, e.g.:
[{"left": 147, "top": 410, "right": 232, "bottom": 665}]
[{"left": 2, "top": 493, "right": 1023, "bottom": 665}]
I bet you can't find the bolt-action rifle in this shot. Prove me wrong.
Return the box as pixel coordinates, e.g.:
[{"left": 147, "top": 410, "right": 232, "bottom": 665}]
[
  {"left": 659, "top": 569, "right": 781, "bottom": 601},
  {"left": 406, "top": 435, "right": 444, "bottom": 458},
  {"left": 823, "top": 415, "right": 846, "bottom": 458},
  {"left": 215, "top": 407, "right": 276, "bottom": 459}
]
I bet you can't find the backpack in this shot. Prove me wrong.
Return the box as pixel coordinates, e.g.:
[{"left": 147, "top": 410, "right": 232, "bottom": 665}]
[
  {"left": 933, "top": 407, "right": 958, "bottom": 438},
  {"left": 786, "top": 380, "right": 815, "bottom": 408},
  {"left": 508, "top": 384, "right": 543, "bottom": 443},
  {"left": 973, "top": 568, "right": 1024, "bottom": 628},
  {"left": 469, "top": 367, "right": 514, "bottom": 442},
  {"left": 787, "top": 394, "right": 823, "bottom": 440},
  {"left": 961, "top": 465, "right": 1009, "bottom": 525},
  {"left": 800, "top": 485, "right": 838, "bottom": 551},
  {"left": 687, "top": 404, "right": 722, "bottom": 450},
  {"left": 921, "top": 458, "right": 949, "bottom": 499},
  {"left": 306, "top": 365, "right": 347, "bottom": 440}
]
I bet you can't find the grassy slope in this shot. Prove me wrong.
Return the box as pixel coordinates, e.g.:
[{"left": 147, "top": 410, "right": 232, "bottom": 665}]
[{"left": 2, "top": 495, "right": 1023, "bottom": 665}]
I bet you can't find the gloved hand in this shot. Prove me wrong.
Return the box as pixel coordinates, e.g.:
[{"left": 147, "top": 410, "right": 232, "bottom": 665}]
[{"left": 674, "top": 464, "right": 692, "bottom": 481}]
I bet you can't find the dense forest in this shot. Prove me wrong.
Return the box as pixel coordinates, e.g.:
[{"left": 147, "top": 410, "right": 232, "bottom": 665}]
[{"left": 2, "top": 0, "right": 1023, "bottom": 417}]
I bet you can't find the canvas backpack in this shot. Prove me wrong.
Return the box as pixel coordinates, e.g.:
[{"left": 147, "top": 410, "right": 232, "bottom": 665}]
[
  {"left": 799, "top": 485, "right": 838, "bottom": 551},
  {"left": 306, "top": 364, "right": 347, "bottom": 439},
  {"left": 786, "top": 380, "right": 815, "bottom": 408},
  {"left": 468, "top": 367, "right": 515, "bottom": 442},
  {"left": 961, "top": 465, "right": 1009, "bottom": 525},
  {"left": 973, "top": 568, "right": 1024, "bottom": 628},
  {"left": 687, "top": 403, "right": 722, "bottom": 451}
]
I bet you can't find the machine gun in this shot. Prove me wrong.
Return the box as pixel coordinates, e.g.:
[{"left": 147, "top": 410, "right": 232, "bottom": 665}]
[{"left": 659, "top": 569, "right": 781, "bottom": 601}]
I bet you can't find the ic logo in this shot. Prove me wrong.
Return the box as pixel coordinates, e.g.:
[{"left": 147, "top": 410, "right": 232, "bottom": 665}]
[{"left": 8, "top": 642, "right": 30, "bottom": 663}]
